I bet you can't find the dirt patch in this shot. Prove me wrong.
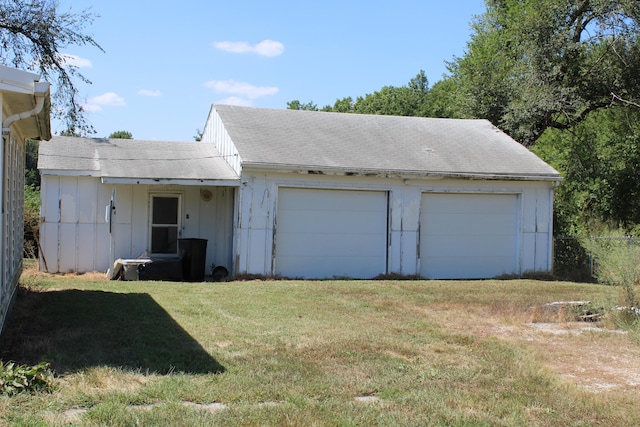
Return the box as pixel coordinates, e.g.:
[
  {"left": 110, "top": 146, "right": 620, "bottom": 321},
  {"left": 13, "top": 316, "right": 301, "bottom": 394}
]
[
  {"left": 496, "top": 322, "right": 640, "bottom": 393},
  {"left": 427, "top": 302, "right": 640, "bottom": 393},
  {"left": 21, "top": 260, "right": 108, "bottom": 282}
]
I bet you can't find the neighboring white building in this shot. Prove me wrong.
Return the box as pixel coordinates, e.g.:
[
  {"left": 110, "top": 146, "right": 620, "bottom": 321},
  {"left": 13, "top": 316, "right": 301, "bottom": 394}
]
[
  {"left": 0, "top": 65, "right": 51, "bottom": 333},
  {"left": 39, "top": 105, "right": 560, "bottom": 280}
]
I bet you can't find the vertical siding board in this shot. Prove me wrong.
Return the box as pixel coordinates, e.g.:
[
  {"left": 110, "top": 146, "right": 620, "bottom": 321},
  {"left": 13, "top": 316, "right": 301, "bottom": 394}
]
[
  {"left": 0, "top": 132, "right": 24, "bottom": 329},
  {"left": 75, "top": 178, "right": 98, "bottom": 271},
  {"left": 535, "top": 232, "right": 550, "bottom": 271},
  {"left": 41, "top": 176, "right": 60, "bottom": 222},
  {"left": 0, "top": 133, "right": 24, "bottom": 320},
  {"left": 521, "top": 187, "right": 536, "bottom": 234},
  {"left": 95, "top": 223, "right": 111, "bottom": 272},
  {"left": 77, "top": 178, "right": 98, "bottom": 223},
  {"left": 219, "top": 187, "right": 235, "bottom": 270},
  {"left": 77, "top": 223, "right": 96, "bottom": 271},
  {"left": 521, "top": 233, "right": 537, "bottom": 272},
  {"left": 247, "top": 176, "right": 270, "bottom": 274},
  {"left": 59, "top": 177, "right": 78, "bottom": 224},
  {"left": 402, "top": 186, "right": 421, "bottom": 275},
  {"left": 202, "top": 108, "right": 241, "bottom": 175},
  {"left": 535, "top": 187, "right": 551, "bottom": 233},
  {"left": 39, "top": 176, "right": 60, "bottom": 272},
  {"left": 130, "top": 185, "right": 148, "bottom": 257},
  {"left": 195, "top": 186, "right": 234, "bottom": 272},
  {"left": 58, "top": 224, "right": 77, "bottom": 273},
  {"left": 183, "top": 186, "right": 199, "bottom": 238}
]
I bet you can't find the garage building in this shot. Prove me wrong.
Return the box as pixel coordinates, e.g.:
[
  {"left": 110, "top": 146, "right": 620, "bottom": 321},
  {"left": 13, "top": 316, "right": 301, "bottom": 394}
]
[{"left": 39, "top": 105, "right": 560, "bottom": 279}]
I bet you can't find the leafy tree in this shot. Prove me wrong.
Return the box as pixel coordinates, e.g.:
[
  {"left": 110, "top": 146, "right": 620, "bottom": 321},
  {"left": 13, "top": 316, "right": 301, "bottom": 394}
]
[
  {"left": 352, "top": 70, "right": 430, "bottom": 116},
  {"left": 194, "top": 128, "right": 203, "bottom": 141},
  {"left": 0, "top": 0, "right": 103, "bottom": 135},
  {"left": 287, "top": 100, "right": 318, "bottom": 111},
  {"left": 290, "top": 71, "right": 431, "bottom": 117},
  {"left": 25, "top": 139, "right": 39, "bottom": 187},
  {"left": 24, "top": 184, "right": 40, "bottom": 257},
  {"left": 108, "top": 130, "right": 133, "bottom": 139},
  {"left": 321, "top": 97, "right": 354, "bottom": 113},
  {"left": 532, "top": 107, "right": 640, "bottom": 234},
  {"left": 449, "top": 0, "right": 640, "bottom": 145},
  {"left": 24, "top": 138, "right": 41, "bottom": 257},
  {"left": 353, "top": 86, "right": 420, "bottom": 116},
  {"left": 423, "top": 77, "right": 469, "bottom": 119}
]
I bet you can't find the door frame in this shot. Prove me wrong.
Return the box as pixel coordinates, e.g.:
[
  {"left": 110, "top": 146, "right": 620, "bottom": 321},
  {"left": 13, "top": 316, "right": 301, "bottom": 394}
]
[{"left": 148, "top": 192, "right": 183, "bottom": 257}]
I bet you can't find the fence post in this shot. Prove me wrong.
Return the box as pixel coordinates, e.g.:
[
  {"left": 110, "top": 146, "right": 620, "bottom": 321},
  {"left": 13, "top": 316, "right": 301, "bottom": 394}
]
[{"left": 589, "top": 236, "right": 594, "bottom": 277}]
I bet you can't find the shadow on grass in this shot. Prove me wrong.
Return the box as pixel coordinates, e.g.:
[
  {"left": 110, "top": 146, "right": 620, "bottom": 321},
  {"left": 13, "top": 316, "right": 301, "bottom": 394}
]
[{"left": 0, "top": 287, "right": 225, "bottom": 375}]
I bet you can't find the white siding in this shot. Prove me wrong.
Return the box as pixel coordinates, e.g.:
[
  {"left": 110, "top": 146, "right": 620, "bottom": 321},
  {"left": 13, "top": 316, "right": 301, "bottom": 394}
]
[
  {"left": 39, "top": 176, "right": 235, "bottom": 274},
  {"left": 40, "top": 169, "right": 556, "bottom": 280},
  {"left": 201, "top": 107, "right": 242, "bottom": 175},
  {"left": 235, "top": 170, "right": 555, "bottom": 279},
  {"left": 0, "top": 132, "right": 24, "bottom": 330}
]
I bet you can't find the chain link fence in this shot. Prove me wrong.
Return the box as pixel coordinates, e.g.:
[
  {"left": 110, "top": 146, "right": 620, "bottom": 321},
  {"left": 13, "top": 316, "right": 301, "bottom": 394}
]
[{"left": 553, "top": 235, "right": 640, "bottom": 282}]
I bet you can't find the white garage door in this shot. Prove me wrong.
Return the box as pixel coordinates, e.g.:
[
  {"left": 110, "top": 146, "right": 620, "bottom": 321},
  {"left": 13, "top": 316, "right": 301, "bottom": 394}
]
[
  {"left": 275, "top": 188, "right": 388, "bottom": 279},
  {"left": 420, "top": 193, "right": 519, "bottom": 279}
]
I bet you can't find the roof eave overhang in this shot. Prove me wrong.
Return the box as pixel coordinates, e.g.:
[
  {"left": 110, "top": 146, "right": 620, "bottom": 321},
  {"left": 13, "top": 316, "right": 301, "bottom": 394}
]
[
  {"left": 241, "top": 162, "right": 562, "bottom": 182},
  {"left": 39, "top": 169, "right": 100, "bottom": 177},
  {"left": 34, "top": 84, "right": 52, "bottom": 140},
  {"left": 39, "top": 170, "right": 241, "bottom": 186},
  {"left": 100, "top": 177, "right": 241, "bottom": 186}
]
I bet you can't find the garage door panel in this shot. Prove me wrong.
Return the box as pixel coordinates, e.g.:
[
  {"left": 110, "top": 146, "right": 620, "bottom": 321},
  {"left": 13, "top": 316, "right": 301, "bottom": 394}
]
[
  {"left": 423, "top": 193, "right": 515, "bottom": 214},
  {"left": 422, "top": 213, "right": 517, "bottom": 235},
  {"left": 423, "top": 235, "right": 517, "bottom": 257},
  {"left": 420, "top": 193, "right": 519, "bottom": 279},
  {"left": 276, "top": 188, "right": 387, "bottom": 279},
  {"left": 276, "top": 255, "right": 384, "bottom": 279},
  {"left": 279, "top": 189, "right": 384, "bottom": 211},
  {"left": 423, "top": 256, "right": 516, "bottom": 279},
  {"left": 278, "top": 210, "right": 385, "bottom": 234},
  {"left": 276, "top": 232, "right": 386, "bottom": 258}
]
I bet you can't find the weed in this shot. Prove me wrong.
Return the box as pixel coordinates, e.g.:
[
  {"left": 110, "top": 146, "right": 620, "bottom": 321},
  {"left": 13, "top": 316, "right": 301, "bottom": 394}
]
[
  {"left": 0, "top": 361, "right": 54, "bottom": 396},
  {"left": 580, "top": 232, "right": 640, "bottom": 333}
]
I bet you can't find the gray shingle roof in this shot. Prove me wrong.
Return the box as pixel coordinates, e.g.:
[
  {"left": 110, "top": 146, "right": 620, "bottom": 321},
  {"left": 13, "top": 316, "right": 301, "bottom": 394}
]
[
  {"left": 38, "top": 136, "right": 239, "bottom": 182},
  {"left": 213, "top": 105, "right": 560, "bottom": 180}
]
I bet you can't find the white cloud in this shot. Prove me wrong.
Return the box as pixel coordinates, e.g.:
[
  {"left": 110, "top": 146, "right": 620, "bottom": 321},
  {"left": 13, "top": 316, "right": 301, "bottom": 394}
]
[
  {"left": 83, "top": 92, "right": 126, "bottom": 112},
  {"left": 137, "top": 89, "right": 162, "bottom": 97},
  {"left": 212, "top": 39, "right": 284, "bottom": 57},
  {"left": 217, "top": 96, "right": 253, "bottom": 107},
  {"left": 254, "top": 40, "right": 285, "bottom": 57},
  {"left": 204, "top": 80, "right": 279, "bottom": 99},
  {"left": 58, "top": 53, "right": 92, "bottom": 68}
]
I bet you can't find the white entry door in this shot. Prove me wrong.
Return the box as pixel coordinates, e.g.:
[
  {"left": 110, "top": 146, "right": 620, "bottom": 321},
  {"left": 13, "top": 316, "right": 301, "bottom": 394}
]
[
  {"left": 150, "top": 194, "right": 182, "bottom": 256},
  {"left": 275, "top": 188, "right": 388, "bottom": 279},
  {"left": 420, "top": 193, "right": 519, "bottom": 279}
]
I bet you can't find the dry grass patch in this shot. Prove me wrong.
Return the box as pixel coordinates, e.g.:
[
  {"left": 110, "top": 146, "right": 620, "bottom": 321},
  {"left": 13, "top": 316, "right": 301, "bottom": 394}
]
[
  {"left": 418, "top": 284, "right": 640, "bottom": 395},
  {"left": 2, "top": 272, "right": 640, "bottom": 425}
]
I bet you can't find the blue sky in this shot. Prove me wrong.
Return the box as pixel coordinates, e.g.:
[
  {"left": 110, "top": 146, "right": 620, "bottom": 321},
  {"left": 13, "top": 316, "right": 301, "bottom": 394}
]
[{"left": 56, "top": 0, "right": 486, "bottom": 141}]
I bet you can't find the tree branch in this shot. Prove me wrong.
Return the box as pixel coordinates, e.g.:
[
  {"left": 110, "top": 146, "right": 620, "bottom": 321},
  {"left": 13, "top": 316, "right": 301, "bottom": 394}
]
[{"left": 611, "top": 92, "right": 640, "bottom": 109}]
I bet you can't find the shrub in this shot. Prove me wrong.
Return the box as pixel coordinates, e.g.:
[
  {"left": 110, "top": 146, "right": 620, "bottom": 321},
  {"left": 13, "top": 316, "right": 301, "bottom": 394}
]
[
  {"left": 581, "top": 231, "right": 640, "bottom": 326},
  {"left": 24, "top": 184, "right": 40, "bottom": 258},
  {"left": 0, "top": 361, "right": 54, "bottom": 396}
]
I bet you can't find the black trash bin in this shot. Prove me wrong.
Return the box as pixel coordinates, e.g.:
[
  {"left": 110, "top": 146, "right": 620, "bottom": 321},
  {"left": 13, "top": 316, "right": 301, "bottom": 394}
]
[{"left": 178, "top": 238, "right": 208, "bottom": 282}]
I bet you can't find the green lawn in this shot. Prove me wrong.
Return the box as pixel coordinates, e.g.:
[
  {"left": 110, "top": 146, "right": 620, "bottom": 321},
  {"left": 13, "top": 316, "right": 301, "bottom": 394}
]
[{"left": 1, "top": 267, "right": 638, "bottom": 426}]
